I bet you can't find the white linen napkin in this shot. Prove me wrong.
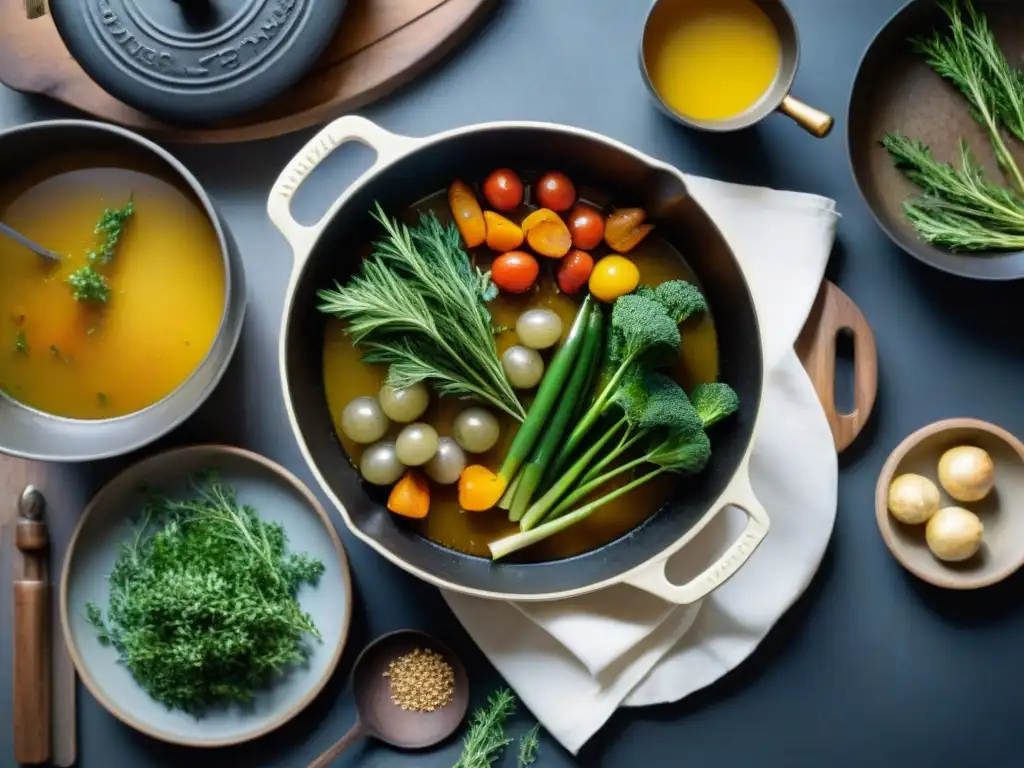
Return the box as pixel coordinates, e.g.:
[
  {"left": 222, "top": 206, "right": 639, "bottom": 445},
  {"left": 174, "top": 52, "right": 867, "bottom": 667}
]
[{"left": 443, "top": 175, "right": 841, "bottom": 753}]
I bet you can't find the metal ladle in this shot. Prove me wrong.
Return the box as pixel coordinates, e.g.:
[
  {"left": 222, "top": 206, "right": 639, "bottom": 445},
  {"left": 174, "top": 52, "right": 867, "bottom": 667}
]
[
  {"left": 308, "top": 630, "right": 470, "bottom": 767},
  {"left": 0, "top": 222, "right": 62, "bottom": 263}
]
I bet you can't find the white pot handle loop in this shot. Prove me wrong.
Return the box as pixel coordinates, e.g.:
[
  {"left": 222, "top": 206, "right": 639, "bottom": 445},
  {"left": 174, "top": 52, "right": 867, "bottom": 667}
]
[
  {"left": 267, "top": 115, "right": 418, "bottom": 263},
  {"left": 623, "top": 468, "right": 770, "bottom": 605}
]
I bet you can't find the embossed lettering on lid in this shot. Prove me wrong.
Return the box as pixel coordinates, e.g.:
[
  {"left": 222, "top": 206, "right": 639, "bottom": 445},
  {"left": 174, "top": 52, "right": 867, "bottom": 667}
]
[{"left": 47, "top": 0, "right": 347, "bottom": 124}]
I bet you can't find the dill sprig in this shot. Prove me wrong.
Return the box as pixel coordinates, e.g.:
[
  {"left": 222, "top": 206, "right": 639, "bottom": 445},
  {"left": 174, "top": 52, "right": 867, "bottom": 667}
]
[
  {"left": 454, "top": 688, "right": 517, "bottom": 768},
  {"left": 85, "top": 471, "right": 324, "bottom": 715},
  {"left": 67, "top": 199, "right": 133, "bottom": 303},
  {"left": 517, "top": 724, "right": 541, "bottom": 767},
  {"left": 317, "top": 205, "right": 526, "bottom": 421}
]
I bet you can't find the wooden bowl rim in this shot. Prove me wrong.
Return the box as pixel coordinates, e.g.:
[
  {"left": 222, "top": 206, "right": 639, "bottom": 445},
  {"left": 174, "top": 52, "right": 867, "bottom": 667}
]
[
  {"left": 59, "top": 444, "right": 353, "bottom": 748},
  {"left": 874, "top": 417, "right": 1024, "bottom": 590}
]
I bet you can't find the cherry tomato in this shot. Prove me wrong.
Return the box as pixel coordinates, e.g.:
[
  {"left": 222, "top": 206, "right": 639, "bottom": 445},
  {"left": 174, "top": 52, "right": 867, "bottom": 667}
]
[
  {"left": 535, "top": 172, "right": 576, "bottom": 212},
  {"left": 589, "top": 255, "right": 640, "bottom": 302},
  {"left": 558, "top": 249, "right": 595, "bottom": 294},
  {"left": 492, "top": 250, "right": 540, "bottom": 293},
  {"left": 568, "top": 204, "right": 605, "bottom": 250},
  {"left": 483, "top": 169, "right": 524, "bottom": 212}
]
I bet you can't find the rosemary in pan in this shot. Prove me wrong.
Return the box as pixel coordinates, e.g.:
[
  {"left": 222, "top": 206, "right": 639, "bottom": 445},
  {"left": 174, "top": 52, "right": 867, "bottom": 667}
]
[
  {"left": 317, "top": 204, "right": 526, "bottom": 421},
  {"left": 883, "top": 0, "right": 1024, "bottom": 251}
]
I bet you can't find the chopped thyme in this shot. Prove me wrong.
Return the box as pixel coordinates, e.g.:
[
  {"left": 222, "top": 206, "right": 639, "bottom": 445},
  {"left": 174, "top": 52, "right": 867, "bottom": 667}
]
[
  {"left": 14, "top": 330, "right": 27, "bottom": 355},
  {"left": 67, "top": 264, "right": 110, "bottom": 303},
  {"left": 67, "top": 199, "right": 133, "bottom": 303},
  {"left": 97, "top": 392, "right": 108, "bottom": 407},
  {"left": 50, "top": 344, "right": 70, "bottom": 363}
]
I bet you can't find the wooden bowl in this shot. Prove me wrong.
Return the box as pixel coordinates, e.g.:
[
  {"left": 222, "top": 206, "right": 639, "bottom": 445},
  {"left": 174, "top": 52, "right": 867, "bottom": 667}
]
[{"left": 875, "top": 418, "right": 1024, "bottom": 589}]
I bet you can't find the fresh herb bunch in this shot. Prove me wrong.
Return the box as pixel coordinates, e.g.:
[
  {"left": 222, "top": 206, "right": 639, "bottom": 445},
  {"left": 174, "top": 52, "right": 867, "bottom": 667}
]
[
  {"left": 884, "top": 0, "right": 1024, "bottom": 251},
  {"left": 66, "top": 199, "right": 134, "bottom": 303},
  {"left": 454, "top": 688, "right": 518, "bottom": 768},
  {"left": 317, "top": 205, "right": 526, "bottom": 421},
  {"left": 86, "top": 471, "right": 325, "bottom": 715}
]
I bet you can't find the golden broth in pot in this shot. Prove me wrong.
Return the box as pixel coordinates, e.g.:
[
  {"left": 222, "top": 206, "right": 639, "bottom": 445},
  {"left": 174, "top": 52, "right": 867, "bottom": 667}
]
[
  {"left": 0, "top": 156, "right": 226, "bottom": 420},
  {"left": 323, "top": 193, "right": 719, "bottom": 561}
]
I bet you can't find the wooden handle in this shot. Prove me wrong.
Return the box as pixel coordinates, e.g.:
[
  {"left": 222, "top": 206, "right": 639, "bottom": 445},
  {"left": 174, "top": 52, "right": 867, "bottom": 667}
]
[
  {"left": 795, "top": 281, "right": 878, "bottom": 453},
  {"left": 308, "top": 721, "right": 367, "bottom": 768},
  {"left": 778, "top": 95, "right": 834, "bottom": 138},
  {"left": 13, "top": 580, "right": 51, "bottom": 765}
]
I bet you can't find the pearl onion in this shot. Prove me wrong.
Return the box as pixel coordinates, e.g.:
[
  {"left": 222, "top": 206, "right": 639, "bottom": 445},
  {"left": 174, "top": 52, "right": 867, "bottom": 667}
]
[
  {"left": 516, "top": 309, "right": 563, "bottom": 350},
  {"left": 453, "top": 407, "right": 501, "bottom": 454},
  {"left": 379, "top": 381, "right": 430, "bottom": 423},
  {"left": 341, "top": 396, "right": 389, "bottom": 444},
  {"left": 360, "top": 441, "right": 405, "bottom": 485},
  {"left": 425, "top": 438, "right": 467, "bottom": 485},
  {"left": 395, "top": 423, "right": 440, "bottom": 466},
  {"left": 502, "top": 345, "right": 545, "bottom": 389}
]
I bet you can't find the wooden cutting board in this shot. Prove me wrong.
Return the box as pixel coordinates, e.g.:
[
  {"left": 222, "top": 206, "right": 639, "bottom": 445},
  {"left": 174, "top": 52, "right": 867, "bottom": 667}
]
[{"left": 0, "top": 0, "right": 499, "bottom": 144}]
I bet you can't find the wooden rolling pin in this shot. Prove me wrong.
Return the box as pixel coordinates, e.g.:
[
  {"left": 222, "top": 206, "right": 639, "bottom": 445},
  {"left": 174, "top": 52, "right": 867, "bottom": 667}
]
[{"left": 13, "top": 485, "right": 50, "bottom": 765}]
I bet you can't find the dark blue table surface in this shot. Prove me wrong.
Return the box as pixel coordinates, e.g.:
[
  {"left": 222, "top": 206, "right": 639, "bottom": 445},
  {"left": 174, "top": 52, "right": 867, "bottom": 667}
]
[{"left": 3, "top": 0, "right": 1024, "bottom": 766}]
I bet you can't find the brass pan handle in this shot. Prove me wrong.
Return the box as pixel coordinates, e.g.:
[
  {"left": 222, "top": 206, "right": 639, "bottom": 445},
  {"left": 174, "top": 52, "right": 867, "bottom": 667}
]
[{"left": 779, "top": 95, "right": 834, "bottom": 138}]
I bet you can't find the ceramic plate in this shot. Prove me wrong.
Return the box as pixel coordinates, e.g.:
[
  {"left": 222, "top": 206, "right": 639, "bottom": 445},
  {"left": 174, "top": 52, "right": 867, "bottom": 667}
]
[{"left": 61, "top": 445, "right": 352, "bottom": 747}]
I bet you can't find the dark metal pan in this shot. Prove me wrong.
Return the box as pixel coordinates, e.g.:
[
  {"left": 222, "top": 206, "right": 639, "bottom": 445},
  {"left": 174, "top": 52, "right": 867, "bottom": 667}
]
[{"left": 848, "top": 0, "right": 1024, "bottom": 279}]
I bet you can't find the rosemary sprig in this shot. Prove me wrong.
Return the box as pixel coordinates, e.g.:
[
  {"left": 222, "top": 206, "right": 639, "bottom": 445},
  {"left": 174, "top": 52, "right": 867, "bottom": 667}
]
[
  {"left": 317, "top": 205, "right": 526, "bottom": 421},
  {"left": 454, "top": 688, "right": 517, "bottom": 768},
  {"left": 517, "top": 724, "right": 541, "bottom": 767},
  {"left": 910, "top": 0, "right": 1024, "bottom": 193}
]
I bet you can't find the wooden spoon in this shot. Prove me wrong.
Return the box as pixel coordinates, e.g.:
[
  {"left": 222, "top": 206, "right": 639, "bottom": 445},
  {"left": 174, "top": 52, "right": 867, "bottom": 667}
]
[{"left": 308, "top": 630, "right": 469, "bottom": 768}]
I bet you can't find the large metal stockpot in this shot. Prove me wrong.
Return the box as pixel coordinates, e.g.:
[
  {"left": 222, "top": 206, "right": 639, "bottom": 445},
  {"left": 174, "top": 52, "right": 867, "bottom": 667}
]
[
  {"left": 0, "top": 120, "right": 246, "bottom": 462},
  {"left": 269, "top": 116, "right": 770, "bottom": 604}
]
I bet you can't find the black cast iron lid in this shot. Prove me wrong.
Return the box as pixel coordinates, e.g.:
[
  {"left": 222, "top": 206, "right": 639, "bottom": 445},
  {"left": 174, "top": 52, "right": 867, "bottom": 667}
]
[{"left": 50, "top": 0, "right": 346, "bottom": 125}]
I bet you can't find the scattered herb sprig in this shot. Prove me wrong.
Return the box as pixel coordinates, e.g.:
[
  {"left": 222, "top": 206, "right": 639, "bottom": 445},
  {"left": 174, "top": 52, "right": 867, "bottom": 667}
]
[
  {"left": 67, "top": 199, "right": 133, "bottom": 303},
  {"left": 453, "top": 688, "right": 542, "bottom": 768},
  {"left": 85, "top": 470, "right": 325, "bottom": 715},
  {"left": 14, "top": 330, "right": 27, "bottom": 355},
  {"left": 317, "top": 205, "right": 527, "bottom": 422},
  {"left": 454, "top": 689, "right": 517, "bottom": 768},
  {"left": 883, "top": 0, "right": 1024, "bottom": 251}
]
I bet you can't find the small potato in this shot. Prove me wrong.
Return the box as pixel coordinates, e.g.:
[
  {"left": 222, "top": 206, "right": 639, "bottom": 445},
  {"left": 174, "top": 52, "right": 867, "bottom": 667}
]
[
  {"left": 888, "top": 473, "right": 941, "bottom": 525},
  {"left": 926, "top": 506, "right": 984, "bottom": 562},
  {"left": 938, "top": 445, "right": 995, "bottom": 502}
]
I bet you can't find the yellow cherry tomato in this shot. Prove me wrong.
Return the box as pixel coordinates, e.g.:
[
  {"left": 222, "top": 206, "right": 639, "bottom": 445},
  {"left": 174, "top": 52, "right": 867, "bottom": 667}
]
[{"left": 589, "top": 255, "right": 640, "bottom": 302}]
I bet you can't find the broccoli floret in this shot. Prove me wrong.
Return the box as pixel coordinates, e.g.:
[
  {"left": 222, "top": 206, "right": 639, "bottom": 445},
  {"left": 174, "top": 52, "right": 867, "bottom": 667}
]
[
  {"left": 610, "top": 365, "right": 648, "bottom": 423},
  {"left": 690, "top": 382, "right": 740, "bottom": 427},
  {"left": 637, "top": 280, "right": 707, "bottom": 324},
  {"left": 649, "top": 430, "right": 712, "bottom": 474},
  {"left": 636, "top": 371, "right": 704, "bottom": 438},
  {"left": 610, "top": 294, "right": 681, "bottom": 368}
]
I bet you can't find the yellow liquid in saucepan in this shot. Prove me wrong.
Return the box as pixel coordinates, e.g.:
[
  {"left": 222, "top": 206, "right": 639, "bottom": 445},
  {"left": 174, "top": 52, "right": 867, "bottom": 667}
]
[
  {"left": 0, "top": 158, "right": 226, "bottom": 420},
  {"left": 645, "top": 0, "right": 782, "bottom": 121}
]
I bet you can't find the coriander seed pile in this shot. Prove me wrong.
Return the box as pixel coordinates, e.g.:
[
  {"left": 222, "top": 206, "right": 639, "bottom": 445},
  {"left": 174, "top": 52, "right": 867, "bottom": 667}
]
[{"left": 383, "top": 648, "right": 455, "bottom": 712}]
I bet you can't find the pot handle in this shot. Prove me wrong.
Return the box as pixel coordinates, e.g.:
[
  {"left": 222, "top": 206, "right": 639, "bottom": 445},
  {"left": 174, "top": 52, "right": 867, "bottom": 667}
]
[
  {"left": 622, "top": 468, "right": 770, "bottom": 605},
  {"left": 267, "top": 115, "right": 419, "bottom": 261}
]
